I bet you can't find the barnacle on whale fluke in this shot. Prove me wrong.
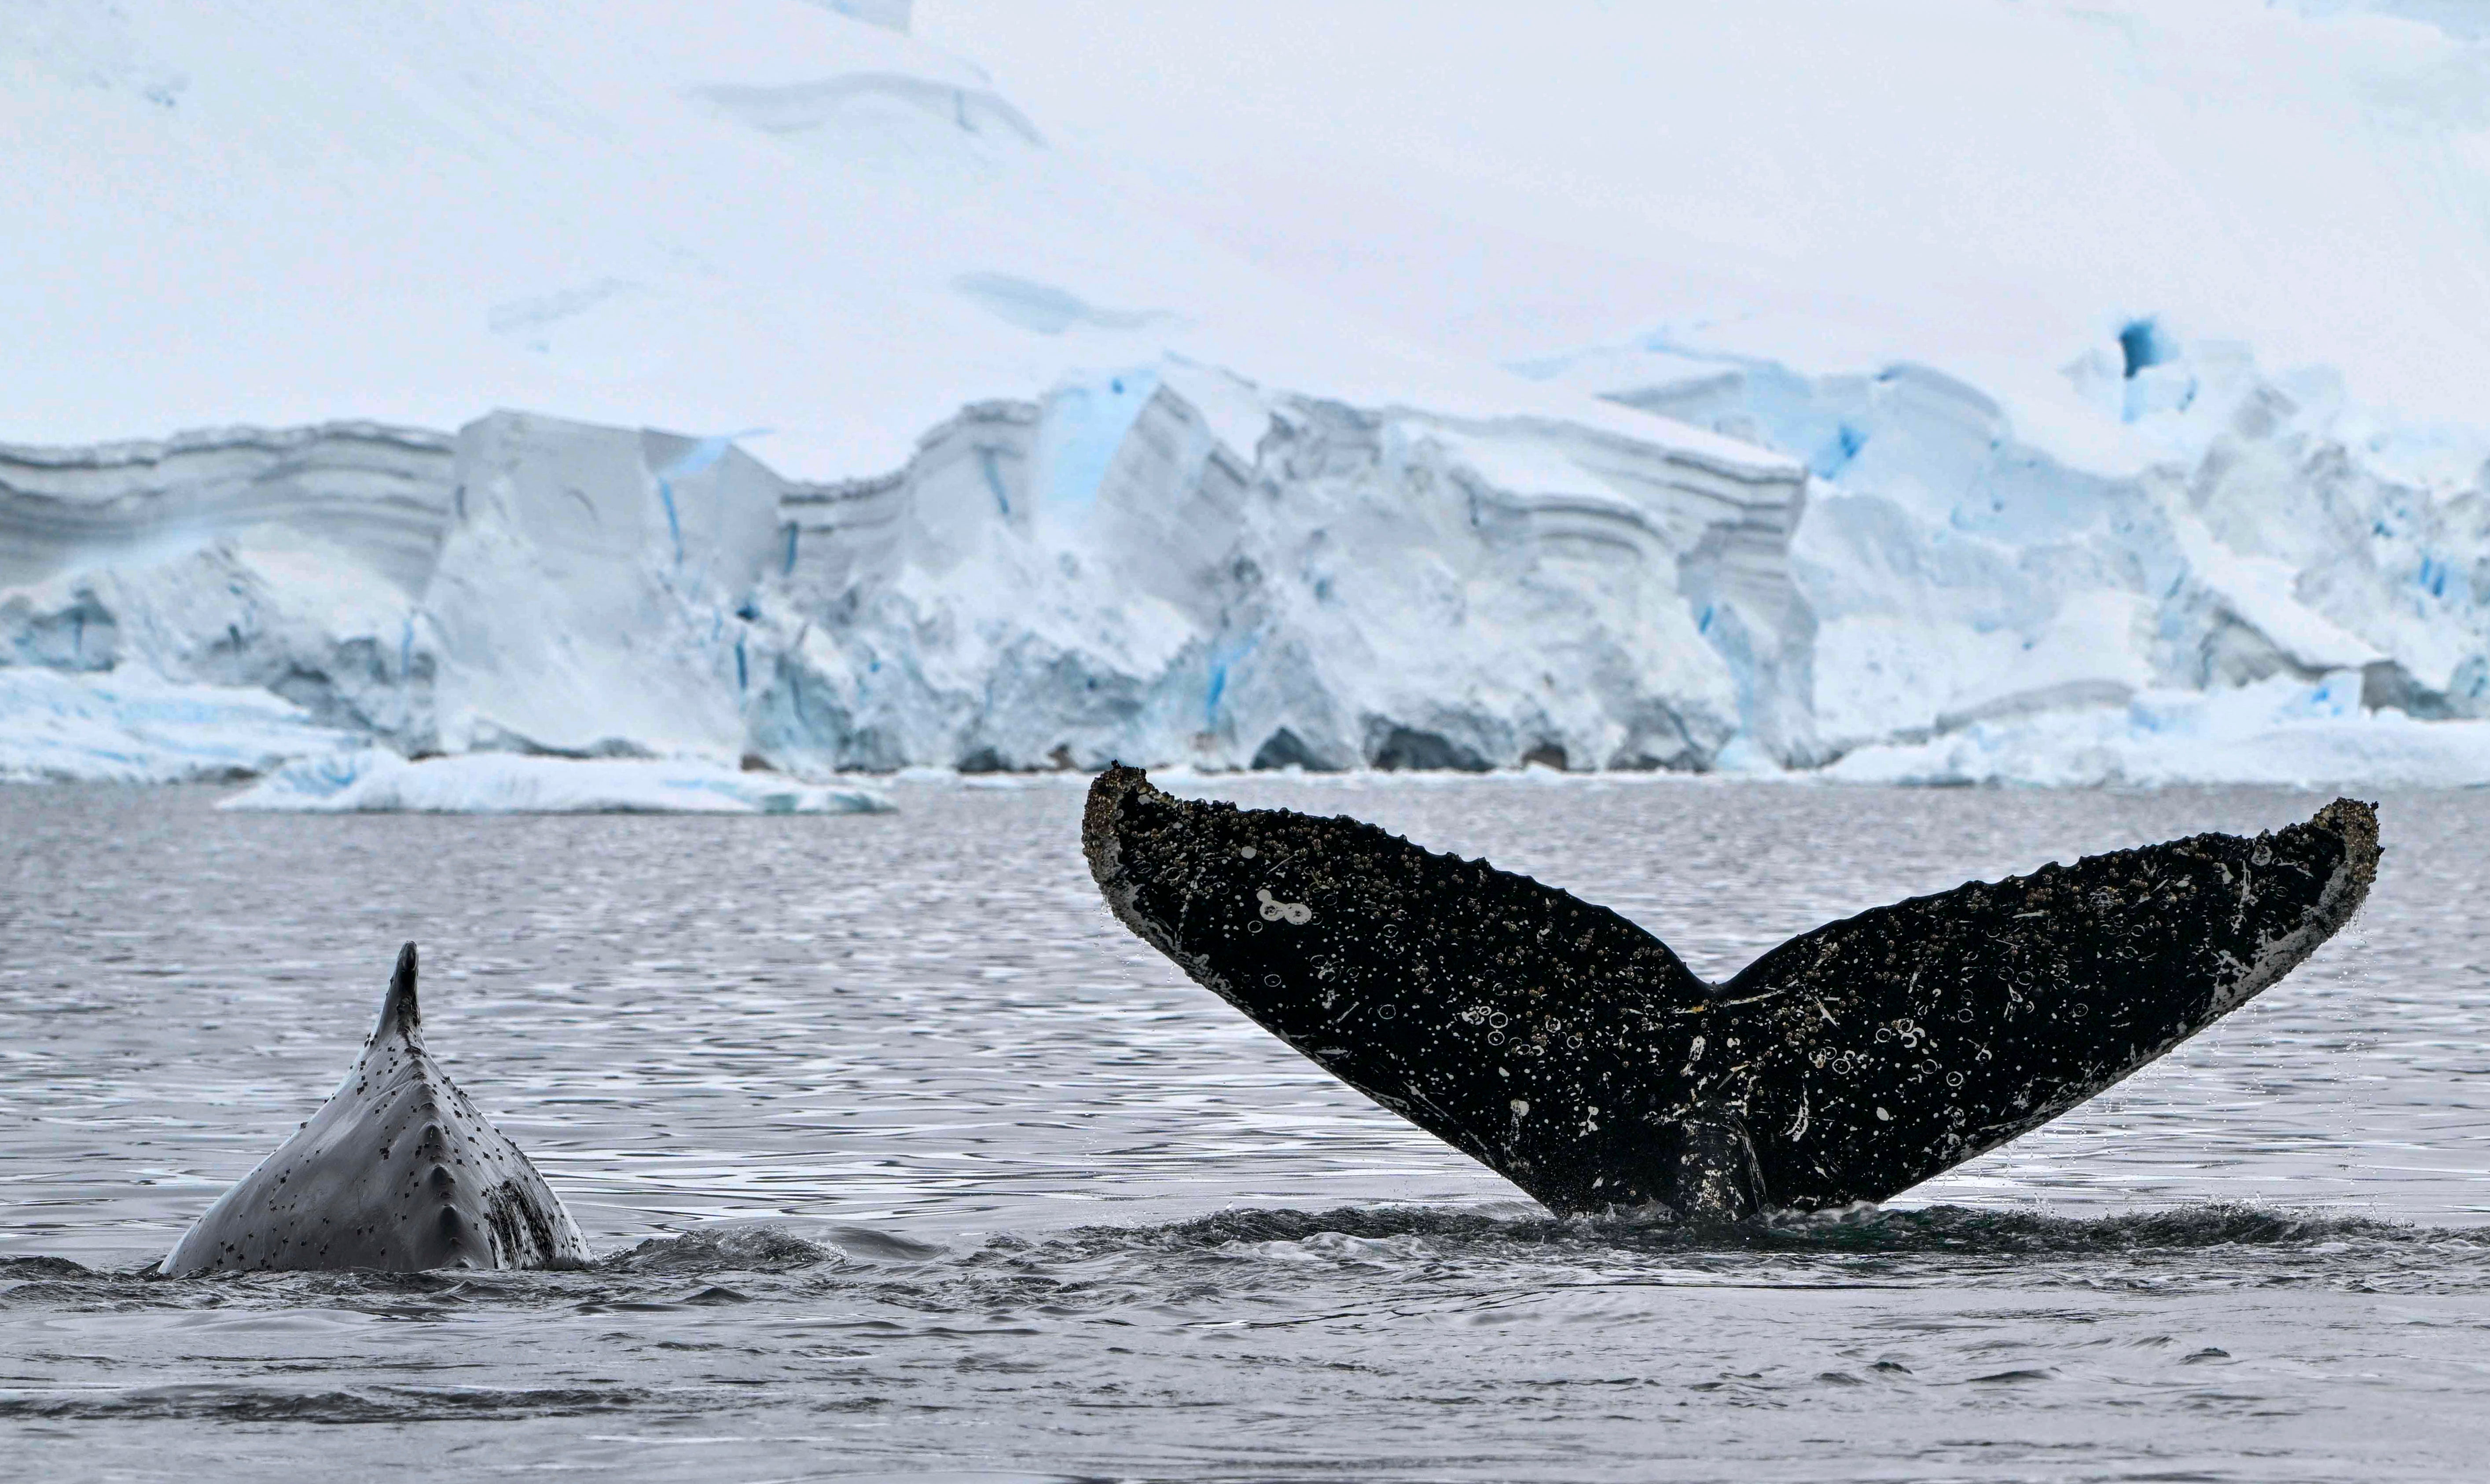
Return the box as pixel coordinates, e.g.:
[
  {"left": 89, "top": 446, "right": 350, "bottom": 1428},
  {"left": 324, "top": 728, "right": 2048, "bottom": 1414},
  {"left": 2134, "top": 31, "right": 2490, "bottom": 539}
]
[{"left": 1084, "top": 766, "right": 2379, "bottom": 1219}]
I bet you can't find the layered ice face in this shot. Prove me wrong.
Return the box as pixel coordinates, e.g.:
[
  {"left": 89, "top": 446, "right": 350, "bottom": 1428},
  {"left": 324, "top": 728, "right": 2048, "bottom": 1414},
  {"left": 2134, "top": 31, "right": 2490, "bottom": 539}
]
[
  {"left": 0, "top": 395, "right": 1808, "bottom": 781},
  {"left": 1547, "top": 333, "right": 2490, "bottom": 783},
  {"left": 9, "top": 353, "right": 2490, "bottom": 790}
]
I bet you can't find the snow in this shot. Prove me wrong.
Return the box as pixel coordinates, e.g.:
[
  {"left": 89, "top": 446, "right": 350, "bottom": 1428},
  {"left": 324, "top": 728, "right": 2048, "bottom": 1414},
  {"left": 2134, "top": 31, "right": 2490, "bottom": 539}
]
[
  {"left": 7, "top": 1, "right": 2490, "bottom": 788},
  {"left": 924, "top": 1, "right": 2490, "bottom": 438},
  {"left": 0, "top": 0, "right": 1738, "bottom": 477},
  {"left": 223, "top": 749, "right": 892, "bottom": 815}
]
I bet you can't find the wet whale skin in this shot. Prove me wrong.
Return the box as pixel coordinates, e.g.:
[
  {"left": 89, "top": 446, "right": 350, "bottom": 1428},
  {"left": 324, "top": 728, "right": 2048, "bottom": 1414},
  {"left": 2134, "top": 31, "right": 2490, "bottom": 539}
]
[
  {"left": 1083, "top": 766, "right": 2380, "bottom": 1218},
  {"left": 162, "top": 943, "right": 589, "bottom": 1275}
]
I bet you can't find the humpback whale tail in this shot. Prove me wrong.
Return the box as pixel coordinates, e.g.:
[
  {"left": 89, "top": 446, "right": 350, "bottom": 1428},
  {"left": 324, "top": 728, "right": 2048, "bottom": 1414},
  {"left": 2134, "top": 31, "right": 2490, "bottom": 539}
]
[
  {"left": 1084, "top": 766, "right": 2380, "bottom": 1220},
  {"left": 162, "top": 943, "right": 590, "bottom": 1276}
]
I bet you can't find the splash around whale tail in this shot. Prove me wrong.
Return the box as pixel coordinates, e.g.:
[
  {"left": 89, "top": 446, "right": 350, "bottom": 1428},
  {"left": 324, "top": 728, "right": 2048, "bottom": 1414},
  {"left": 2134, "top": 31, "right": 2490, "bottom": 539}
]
[{"left": 1083, "top": 764, "right": 2379, "bottom": 1220}]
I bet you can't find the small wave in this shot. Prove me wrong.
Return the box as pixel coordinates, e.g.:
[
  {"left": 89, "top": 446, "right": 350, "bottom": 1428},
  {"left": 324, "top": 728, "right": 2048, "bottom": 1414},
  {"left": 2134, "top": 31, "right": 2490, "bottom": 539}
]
[
  {"left": 1, "top": 1225, "right": 873, "bottom": 1313},
  {"left": 0, "top": 1255, "right": 93, "bottom": 1280},
  {"left": 0, "top": 1383, "right": 648, "bottom": 1424},
  {"left": 601, "top": 1224, "right": 846, "bottom": 1275},
  {"left": 1758, "top": 1201, "right": 2442, "bottom": 1253},
  {"left": 1067, "top": 1200, "right": 2465, "bottom": 1259},
  {"left": 4, "top": 1204, "right": 2474, "bottom": 1320},
  {"left": 823, "top": 1224, "right": 951, "bottom": 1262}
]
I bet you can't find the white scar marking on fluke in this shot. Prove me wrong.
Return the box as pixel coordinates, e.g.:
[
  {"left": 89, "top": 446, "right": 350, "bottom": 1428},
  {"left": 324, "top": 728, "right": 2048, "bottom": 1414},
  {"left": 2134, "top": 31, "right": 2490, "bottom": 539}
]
[{"left": 1256, "top": 888, "right": 1311, "bottom": 925}]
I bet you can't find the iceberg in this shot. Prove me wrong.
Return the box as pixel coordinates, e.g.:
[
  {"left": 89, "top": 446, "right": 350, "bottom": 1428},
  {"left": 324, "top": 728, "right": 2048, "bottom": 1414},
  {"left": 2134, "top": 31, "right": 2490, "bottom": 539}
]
[
  {"left": 0, "top": 667, "right": 360, "bottom": 784},
  {"left": 223, "top": 749, "right": 891, "bottom": 815},
  {"left": 1826, "top": 674, "right": 2490, "bottom": 789}
]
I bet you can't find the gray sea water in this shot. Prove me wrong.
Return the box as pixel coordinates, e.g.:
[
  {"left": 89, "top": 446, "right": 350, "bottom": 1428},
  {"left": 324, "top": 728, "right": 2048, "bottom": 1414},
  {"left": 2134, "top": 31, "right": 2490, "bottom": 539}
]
[{"left": 3, "top": 776, "right": 2488, "bottom": 1482}]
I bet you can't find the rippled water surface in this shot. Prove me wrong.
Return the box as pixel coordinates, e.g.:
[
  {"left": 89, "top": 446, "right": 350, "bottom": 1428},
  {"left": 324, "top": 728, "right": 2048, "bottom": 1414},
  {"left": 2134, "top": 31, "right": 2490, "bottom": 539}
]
[{"left": 4, "top": 777, "right": 2489, "bottom": 1480}]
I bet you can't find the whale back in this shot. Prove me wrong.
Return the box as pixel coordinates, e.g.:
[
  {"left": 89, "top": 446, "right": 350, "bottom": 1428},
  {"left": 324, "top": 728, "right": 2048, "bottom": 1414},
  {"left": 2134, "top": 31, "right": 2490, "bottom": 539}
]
[
  {"left": 1083, "top": 766, "right": 2380, "bottom": 1217},
  {"left": 162, "top": 944, "right": 589, "bottom": 1276}
]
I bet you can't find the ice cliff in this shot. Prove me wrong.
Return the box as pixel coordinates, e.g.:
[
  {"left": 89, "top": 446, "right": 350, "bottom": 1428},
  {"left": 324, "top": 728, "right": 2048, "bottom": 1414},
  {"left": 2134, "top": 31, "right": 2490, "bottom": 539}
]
[
  {"left": 15, "top": 331, "right": 2490, "bottom": 786},
  {"left": 1535, "top": 330, "right": 2490, "bottom": 777},
  {"left": 0, "top": 386, "right": 1810, "bottom": 779}
]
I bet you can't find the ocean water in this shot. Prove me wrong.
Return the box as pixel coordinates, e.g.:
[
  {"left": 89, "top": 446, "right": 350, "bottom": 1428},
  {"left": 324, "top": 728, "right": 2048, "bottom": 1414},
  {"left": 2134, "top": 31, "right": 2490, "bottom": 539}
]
[{"left": 2, "top": 775, "right": 2487, "bottom": 1481}]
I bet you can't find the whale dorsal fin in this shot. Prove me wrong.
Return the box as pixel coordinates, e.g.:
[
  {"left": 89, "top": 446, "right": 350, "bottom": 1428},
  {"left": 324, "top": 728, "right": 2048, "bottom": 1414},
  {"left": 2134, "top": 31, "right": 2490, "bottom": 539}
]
[
  {"left": 162, "top": 940, "right": 589, "bottom": 1275},
  {"left": 371, "top": 941, "right": 422, "bottom": 1049}
]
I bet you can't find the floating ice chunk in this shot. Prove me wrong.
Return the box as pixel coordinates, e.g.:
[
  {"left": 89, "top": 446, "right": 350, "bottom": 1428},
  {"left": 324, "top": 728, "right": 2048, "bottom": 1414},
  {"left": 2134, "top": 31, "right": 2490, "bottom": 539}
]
[
  {"left": 1826, "top": 676, "right": 2490, "bottom": 788},
  {"left": 0, "top": 667, "right": 359, "bottom": 783},
  {"left": 223, "top": 749, "right": 893, "bottom": 815}
]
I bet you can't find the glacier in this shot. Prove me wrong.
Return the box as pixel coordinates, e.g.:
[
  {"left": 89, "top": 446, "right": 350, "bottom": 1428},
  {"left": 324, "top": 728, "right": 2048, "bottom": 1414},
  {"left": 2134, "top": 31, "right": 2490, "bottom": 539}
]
[
  {"left": 8, "top": 1, "right": 2490, "bottom": 787},
  {"left": 2, "top": 387, "right": 1810, "bottom": 779},
  {"left": 1523, "top": 327, "right": 2490, "bottom": 778},
  {"left": 14, "top": 326, "right": 2490, "bottom": 789}
]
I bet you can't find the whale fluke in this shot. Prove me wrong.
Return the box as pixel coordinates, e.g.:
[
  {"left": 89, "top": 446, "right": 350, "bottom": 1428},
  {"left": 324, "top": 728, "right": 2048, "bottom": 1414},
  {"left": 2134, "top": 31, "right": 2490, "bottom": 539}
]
[
  {"left": 1083, "top": 766, "right": 2380, "bottom": 1219},
  {"left": 162, "top": 943, "right": 590, "bottom": 1275}
]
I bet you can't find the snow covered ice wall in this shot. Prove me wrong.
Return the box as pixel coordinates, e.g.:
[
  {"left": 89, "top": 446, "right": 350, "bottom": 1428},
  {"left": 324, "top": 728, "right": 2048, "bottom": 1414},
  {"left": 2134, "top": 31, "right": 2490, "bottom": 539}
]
[
  {"left": 424, "top": 415, "right": 786, "bottom": 759},
  {"left": 0, "top": 411, "right": 803, "bottom": 765},
  {"left": 906, "top": 1, "right": 2490, "bottom": 783},
  {"left": 1543, "top": 327, "right": 2490, "bottom": 777},
  {"left": 1, "top": 389, "right": 1811, "bottom": 775},
  {"left": 753, "top": 367, "right": 1810, "bottom": 773},
  {"left": 14, "top": 355, "right": 2490, "bottom": 785},
  {"left": 0, "top": 424, "right": 455, "bottom": 732}
]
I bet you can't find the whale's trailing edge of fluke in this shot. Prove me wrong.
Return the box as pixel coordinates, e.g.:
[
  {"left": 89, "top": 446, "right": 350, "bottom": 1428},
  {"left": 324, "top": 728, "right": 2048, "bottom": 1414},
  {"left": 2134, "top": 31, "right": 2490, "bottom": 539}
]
[
  {"left": 1083, "top": 766, "right": 2380, "bottom": 1219},
  {"left": 162, "top": 943, "right": 589, "bottom": 1276}
]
